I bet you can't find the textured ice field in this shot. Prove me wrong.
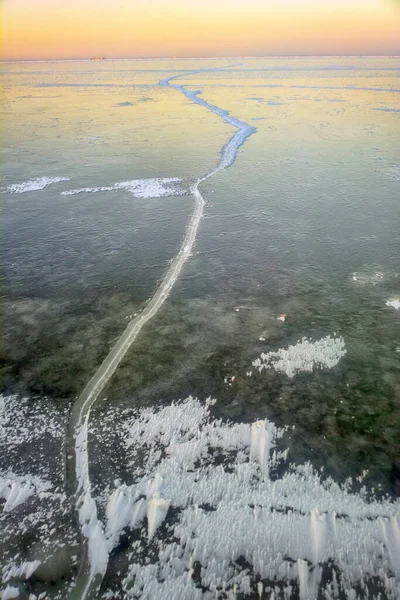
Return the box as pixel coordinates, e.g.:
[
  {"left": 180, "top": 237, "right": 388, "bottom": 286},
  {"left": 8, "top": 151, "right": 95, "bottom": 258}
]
[{"left": 1, "top": 394, "right": 399, "bottom": 599}]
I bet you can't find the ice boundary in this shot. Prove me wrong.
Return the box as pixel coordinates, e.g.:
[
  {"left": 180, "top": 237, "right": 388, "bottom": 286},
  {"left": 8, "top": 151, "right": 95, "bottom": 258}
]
[{"left": 66, "top": 65, "right": 256, "bottom": 600}]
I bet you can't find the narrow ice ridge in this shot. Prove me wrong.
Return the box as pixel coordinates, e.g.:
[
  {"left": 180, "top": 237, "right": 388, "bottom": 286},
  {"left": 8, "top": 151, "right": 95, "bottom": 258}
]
[
  {"left": 252, "top": 334, "right": 346, "bottom": 378},
  {"left": 61, "top": 178, "right": 184, "bottom": 198},
  {"left": 2, "top": 177, "right": 69, "bottom": 194},
  {"left": 67, "top": 66, "right": 256, "bottom": 600},
  {"left": 74, "top": 416, "right": 109, "bottom": 593}
]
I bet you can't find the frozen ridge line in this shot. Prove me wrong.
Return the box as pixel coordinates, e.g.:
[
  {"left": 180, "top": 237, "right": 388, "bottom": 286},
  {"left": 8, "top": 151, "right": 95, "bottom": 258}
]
[{"left": 67, "top": 65, "right": 256, "bottom": 600}]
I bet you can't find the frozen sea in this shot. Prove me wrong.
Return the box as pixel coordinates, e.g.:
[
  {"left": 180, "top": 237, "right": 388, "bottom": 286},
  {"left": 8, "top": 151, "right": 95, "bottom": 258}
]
[{"left": 1, "top": 58, "right": 400, "bottom": 599}]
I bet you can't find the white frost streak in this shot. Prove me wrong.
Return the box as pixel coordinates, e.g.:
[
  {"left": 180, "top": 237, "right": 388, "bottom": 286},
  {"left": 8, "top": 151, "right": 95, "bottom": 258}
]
[
  {"left": 61, "top": 178, "right": 183, "bottom": 198},
  {"left": 252, "top": 334, "right": 346, "bottom": 378},
  {"left": 3, "top": 177, "right": 70, "bottom": 194}
]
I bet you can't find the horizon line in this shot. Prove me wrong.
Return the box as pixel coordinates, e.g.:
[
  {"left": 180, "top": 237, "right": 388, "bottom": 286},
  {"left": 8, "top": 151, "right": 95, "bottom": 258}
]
[{"left": 1, "top": 54, "right": 400, "bottom": 64}]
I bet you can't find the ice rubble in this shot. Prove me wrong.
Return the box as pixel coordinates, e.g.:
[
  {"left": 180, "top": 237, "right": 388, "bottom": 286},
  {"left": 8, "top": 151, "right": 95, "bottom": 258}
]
[
  {"left": 61, "top": 178, "right": 184, "bottom": 198},
  {"left": 252, "top": 335, "right": 346, "bottom": 378},
  {"left": 95, "top": 397, "right": 399, "bottom": 599},
  {"left": 386, "top": 298, "right": 400, "bottom": 310},
  {"left": 2, "top": 177, "right": 70, "bottom": 194}
]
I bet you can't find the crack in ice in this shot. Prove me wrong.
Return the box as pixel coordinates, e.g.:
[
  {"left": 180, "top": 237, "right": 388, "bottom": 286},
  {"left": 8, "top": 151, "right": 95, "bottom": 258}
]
[{"left": 66, "top": 65, "right": 256, "bottom": 599}]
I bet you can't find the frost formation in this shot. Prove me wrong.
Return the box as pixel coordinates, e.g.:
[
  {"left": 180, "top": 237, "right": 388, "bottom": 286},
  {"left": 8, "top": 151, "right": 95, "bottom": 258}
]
[{"left": 252, "top": 335, "right": 346, "bottom": 378}]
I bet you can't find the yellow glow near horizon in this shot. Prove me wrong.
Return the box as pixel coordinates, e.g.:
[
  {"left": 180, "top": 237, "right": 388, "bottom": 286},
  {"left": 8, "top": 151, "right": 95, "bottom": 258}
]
[{"left": 1, "top": 0, "right": 400, "bottom": 60}]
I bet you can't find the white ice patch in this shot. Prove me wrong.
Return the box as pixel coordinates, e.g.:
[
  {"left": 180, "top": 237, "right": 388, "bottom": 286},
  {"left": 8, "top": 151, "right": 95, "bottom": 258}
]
[
  {"left": 2, "top": 177, "right": 69, "bottom": 194},
  {"left": 61, "top": 178, "right": 184, "bottom": 199},
  {"left": 0, "top": 472, "right": 52, "bottom": 512},
  {"left": 97, "top": 397, "right": 399, "bottom": 599},
  {"left": 386, "top": 298, "right": 400, "bottom": 310},
  {"left": 0, "top": 586, "right": 20, "bottom": 599},
  {"left": 252, "top": 335, "right": 346, "bottom": 378}
]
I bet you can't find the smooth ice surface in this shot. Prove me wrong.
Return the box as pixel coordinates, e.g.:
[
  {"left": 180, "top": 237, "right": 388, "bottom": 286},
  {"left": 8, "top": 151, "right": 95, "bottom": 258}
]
[
  {"left": 61, "top": 178, "right": 184, "bottom": 198},
  {"left": 2, "top": 177, "right": 69, "bottom": 194},
  {"left": 252, "top": 335, "right": 346, "bottom": 378}
]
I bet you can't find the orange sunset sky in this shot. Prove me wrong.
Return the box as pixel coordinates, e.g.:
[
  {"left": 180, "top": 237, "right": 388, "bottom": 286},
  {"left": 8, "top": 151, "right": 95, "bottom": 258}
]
[{"left": 1, "top": 0, "right": 400, "bottom": 60}]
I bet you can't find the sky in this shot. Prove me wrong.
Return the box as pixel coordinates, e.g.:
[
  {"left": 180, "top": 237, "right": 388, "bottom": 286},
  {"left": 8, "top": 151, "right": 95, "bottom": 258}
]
[{"left": 1, "top": 0, "right": 400, "bottom": 60}]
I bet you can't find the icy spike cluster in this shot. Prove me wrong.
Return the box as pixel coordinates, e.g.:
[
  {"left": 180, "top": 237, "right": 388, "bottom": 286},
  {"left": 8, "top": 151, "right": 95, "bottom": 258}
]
[
  {"left": 252, "top": 334, "right": 347, "bottom": 378},
  {"left": 96, "top": 397, "right": 399, "bottom": 599}
]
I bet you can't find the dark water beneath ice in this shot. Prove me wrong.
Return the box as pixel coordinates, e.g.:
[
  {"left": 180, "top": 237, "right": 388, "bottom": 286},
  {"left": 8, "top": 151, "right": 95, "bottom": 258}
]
[{"left": 2, "top": 57, "right": 400, "bottom": 486}]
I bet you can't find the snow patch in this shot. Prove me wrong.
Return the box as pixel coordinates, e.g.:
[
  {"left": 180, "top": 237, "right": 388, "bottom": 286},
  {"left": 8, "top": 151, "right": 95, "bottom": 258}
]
[
  {"left": 61, "top": 178, "right": 184, "bottom": 199},
  {"left": 386, "top": 298, "right": 400, "bottom": 310},
  {"left": 2, "top": 177, "right": 69, "bottom": 194},
  {"left": 252, "top": 335, "right": 346, "bottom": 378}
]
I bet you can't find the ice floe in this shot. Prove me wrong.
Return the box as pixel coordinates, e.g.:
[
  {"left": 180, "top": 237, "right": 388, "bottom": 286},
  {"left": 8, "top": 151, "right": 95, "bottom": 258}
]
[
  {"left": 2, "top": 177, "right": 69, "bottom": 194},
  {"left": 61, "top": 178, "right": 185, "bottom": 198},
  {"left": 252, "top": 335, "right": 346, "bottom": 378}
]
